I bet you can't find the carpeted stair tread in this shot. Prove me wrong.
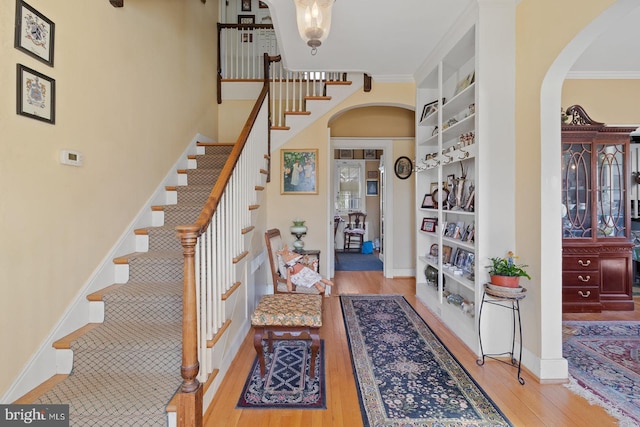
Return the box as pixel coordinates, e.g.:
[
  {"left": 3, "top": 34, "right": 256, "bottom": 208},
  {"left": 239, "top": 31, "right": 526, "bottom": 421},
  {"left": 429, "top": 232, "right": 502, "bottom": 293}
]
[
  {"left": 183, "top": 168, "right": 223, "bottom": 186},
  {"left": 202, "top": 144, "right": 234, "bottom": 156},
  {"left": 174, "top": 185, "right": 214, "bottom": 205},
  {"left": 193, "top": 154, "right": 229, "bottom": 169},
  {"left": 34, "top": 371, "right": 181, "bottom": 426},
  {"left": 70, "top": 320, "right": 181, "bottom": 352},
  {"left": 144, "top": 226, "right": 184, "bottom": 251},
  {"left": 103, "top": 280, "right": 182, "bottom": 302},
  {"left": 125, "top": 252, "right": 183, "bottom": 283},
  {"left": 161, "top": 203, "right": 206, "bottom": 226}
]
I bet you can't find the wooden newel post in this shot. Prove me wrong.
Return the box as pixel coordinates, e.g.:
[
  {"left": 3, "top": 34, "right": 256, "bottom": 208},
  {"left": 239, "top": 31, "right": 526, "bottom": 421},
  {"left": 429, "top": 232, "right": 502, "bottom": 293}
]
[{"left": 177, "top": 228, "right": 203, "bottom": 427}]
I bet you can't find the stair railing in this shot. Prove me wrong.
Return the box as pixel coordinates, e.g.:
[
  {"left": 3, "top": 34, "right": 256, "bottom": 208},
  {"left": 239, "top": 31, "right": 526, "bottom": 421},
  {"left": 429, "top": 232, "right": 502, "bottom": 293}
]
[{"left": 175, "top": 70, "right": 270, "bottom": 426}]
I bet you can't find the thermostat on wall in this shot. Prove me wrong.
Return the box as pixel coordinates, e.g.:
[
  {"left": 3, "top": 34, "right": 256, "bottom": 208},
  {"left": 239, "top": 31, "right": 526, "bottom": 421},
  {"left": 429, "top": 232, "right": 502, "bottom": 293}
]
[{"left": 60, "top": 149, "right": 83, "bottom": 166}]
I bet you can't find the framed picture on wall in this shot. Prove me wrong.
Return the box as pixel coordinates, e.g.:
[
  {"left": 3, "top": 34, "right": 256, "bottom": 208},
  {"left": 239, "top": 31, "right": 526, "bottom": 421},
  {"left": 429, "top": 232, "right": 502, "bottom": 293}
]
[
  {"left": 16, "top": 64, "right": 55, "bottom": 124},
  {"left": 366, "top": 179, "right": 379, "bottom": 196},
  {"left": 241, "top": 0, "right": 252, "bottom": 12},
  {"left": 339, "top": 149, "right": 353, "bottom": 159},
  {"left": 238, "top": 14, "right": 255, "bottom": 24},
  {"left": 364, "top": 149, "right": 376, "bottom": 159},
  {"left": 281, "top": 149, "right": 318, "bottom": 195},
  {"left": 15, "top": 0, "right": 55, "bottom": 66}
]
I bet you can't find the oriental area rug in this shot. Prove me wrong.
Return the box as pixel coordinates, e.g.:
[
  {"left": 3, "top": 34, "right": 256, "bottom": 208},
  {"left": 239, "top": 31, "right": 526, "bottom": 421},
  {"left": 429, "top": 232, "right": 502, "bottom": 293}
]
[
  {"left": 340, "top": 294, "right": 511, "bottom": 426},
  {"left": 563, "top": 321, "right": 640, "bottom": 426},
  {"left": 237, "top": 339, "right": 326, "bottom": 409}
]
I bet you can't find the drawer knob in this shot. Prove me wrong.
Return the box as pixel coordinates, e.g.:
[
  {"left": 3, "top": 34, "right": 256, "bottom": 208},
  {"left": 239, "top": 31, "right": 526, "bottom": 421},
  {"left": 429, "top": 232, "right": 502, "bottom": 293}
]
[
  {"left": 578, "top": 259, "right": 591, "bottom": 267},
  {"left": 577, "top": 275, "right": 590, "bottom": 282},
  {"left": 578, "top": 290, "right": 591, "bottom": 298}
]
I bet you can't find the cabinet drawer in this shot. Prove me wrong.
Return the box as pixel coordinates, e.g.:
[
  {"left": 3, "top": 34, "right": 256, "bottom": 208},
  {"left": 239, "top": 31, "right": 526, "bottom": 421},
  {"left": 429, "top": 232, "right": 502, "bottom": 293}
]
[
  {"left": 562, "top": 271, "right": 598, "bottom": 286},
  {"left": 562, "top": 286, "right": 600, "bottom": 303},
  {"left": 562, "top": 256, "right": 599, "bottom": 271}
]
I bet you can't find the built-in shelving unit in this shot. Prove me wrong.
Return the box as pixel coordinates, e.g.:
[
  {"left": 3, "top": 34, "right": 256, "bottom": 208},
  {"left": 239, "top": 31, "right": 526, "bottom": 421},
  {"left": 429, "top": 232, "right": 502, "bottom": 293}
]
[{"left": 415, "top": 26, "right": 479, "bottom": 351}]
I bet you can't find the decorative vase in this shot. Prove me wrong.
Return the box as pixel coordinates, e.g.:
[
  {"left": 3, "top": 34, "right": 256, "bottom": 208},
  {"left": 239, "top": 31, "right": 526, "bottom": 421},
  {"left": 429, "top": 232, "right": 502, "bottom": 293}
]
[{"left": 490, "top": 275, "right": 520, "bottom": 288}]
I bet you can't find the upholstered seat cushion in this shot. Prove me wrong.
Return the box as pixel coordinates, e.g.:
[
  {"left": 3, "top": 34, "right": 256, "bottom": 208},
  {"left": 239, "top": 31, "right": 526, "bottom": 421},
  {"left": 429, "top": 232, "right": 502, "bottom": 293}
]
[
  {"left": 345, "top": 228, "right": 365, "bottom": 235},
  {"left": 251, "top": 294, "right": 323, "bottom": 327}
]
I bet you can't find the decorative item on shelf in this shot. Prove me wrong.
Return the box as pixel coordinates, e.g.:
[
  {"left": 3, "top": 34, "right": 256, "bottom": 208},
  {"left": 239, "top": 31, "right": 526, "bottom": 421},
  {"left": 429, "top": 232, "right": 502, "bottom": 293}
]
[
  {"left": 561, "top": 107, "right": 570, "bottom": 124},
  {"left": 449, "top": 163, "right": 467, "bottom": 211},
  {"left": 461, "top": 300, "right": 475, "bottom": 317},
  {"left": 459, "top": 132, "right": 475, "bottom": 147},
  {"left": 486, "top": 251, "right": 530, "bottom": 288},
  {"left": 468, "top": 103, "right": 475, "bottom": 115},
  {"left": 424, "top": 265, "right": 445, "bottom": 289},
  {"left": 294, "top": 0, "right": 335, "bottom": 55},
  {"left": 290, "top": 218, "right": 308, "bottom": 249}
]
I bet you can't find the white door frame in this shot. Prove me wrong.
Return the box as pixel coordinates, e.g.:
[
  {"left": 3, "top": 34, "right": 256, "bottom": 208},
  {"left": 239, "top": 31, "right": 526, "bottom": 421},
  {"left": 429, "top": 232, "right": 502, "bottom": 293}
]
[{"left": 327, "top": 137, "right": 393, "bottom": 278}]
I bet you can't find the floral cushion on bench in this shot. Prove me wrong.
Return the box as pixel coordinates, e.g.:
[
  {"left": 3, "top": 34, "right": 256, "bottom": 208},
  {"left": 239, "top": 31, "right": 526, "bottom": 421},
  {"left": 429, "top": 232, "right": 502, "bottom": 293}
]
[{"left": 251, "top": 294, "right": 322, "bottom": 327}]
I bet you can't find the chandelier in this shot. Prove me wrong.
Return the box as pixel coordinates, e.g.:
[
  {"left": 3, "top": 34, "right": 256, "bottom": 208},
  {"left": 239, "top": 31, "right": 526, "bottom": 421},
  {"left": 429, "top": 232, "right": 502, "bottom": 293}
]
[{"left": 294, "top": 0, "right": 335, "bottom": 55}]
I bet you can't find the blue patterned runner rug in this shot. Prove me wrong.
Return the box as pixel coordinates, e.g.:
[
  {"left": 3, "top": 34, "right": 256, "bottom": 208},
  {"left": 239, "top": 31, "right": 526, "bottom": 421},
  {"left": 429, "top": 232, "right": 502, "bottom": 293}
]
[
  {"left": 563, "top": 321, "right": 640, "bottom": 426},
  {"left": 340, "top": 294, "right": 511, "bottom": 426},
  {"left": 237, "top": 339, "right": 326, "bottom": 409}
]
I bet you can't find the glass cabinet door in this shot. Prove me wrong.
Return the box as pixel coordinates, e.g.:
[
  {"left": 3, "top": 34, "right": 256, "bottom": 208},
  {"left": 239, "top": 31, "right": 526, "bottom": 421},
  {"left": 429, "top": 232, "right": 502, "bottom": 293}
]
[
  {"left": 596, "top": 143, "right": 626, "bottom": 238},
  {"left": 562, "top": 143, "right": 592, "bottom": 238}
]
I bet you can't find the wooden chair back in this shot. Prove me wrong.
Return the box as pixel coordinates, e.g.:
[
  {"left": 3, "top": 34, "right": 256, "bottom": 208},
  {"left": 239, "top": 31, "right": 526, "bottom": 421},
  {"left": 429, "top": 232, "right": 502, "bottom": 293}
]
[{"left": 264, "top": 228, "right": 324, "bottom": 296}]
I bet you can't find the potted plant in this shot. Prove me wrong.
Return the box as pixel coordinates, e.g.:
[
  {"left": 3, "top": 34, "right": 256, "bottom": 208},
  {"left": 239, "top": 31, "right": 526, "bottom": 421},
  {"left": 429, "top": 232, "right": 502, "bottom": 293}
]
[{"left": 487, "top": 251, "right": 531, "bottom": 288}]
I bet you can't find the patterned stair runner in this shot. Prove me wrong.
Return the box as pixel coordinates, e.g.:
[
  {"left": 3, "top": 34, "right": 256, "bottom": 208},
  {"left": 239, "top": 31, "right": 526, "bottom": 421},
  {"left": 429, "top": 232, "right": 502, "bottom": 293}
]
[{"left": 34, "top": 144, "right": 233, "bottom": 426}]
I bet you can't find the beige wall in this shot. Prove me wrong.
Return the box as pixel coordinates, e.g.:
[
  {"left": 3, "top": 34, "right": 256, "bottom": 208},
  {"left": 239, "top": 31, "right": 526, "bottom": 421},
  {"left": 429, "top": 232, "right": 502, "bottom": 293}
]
[
  {"left": 0, "top": 0, "right": 218, "bottom": 395},
  {"left": 562, "top": 79, "right": 640, "bottom": 125},
  {"left": 265, "top": 84, "right": 415, "bottom": 277},
  {"left": 515, "top": 0, "right": 618, "bottom": 361},
  {"left": 331, "top": 106, "right": 415, "bottom": 137}
]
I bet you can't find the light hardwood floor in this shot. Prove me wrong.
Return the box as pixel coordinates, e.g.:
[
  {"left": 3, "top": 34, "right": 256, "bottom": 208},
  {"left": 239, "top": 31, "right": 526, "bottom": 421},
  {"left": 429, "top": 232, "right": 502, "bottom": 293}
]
[{"left": 205, "top": 271, "right": 639, "bottom": 426}]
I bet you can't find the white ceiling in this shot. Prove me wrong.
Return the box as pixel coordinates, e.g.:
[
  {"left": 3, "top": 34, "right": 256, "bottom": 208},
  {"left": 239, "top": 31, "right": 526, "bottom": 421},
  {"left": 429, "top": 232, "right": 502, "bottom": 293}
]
[{"left": 263, "top": 0, "right": 640, "bottom": 81}]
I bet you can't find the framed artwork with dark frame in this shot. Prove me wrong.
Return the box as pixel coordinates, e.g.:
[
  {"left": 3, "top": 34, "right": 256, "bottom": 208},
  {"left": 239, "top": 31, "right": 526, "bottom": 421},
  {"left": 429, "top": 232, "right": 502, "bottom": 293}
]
[
  {"left": 281, "top": 149, "right": 318, "bottom": 195},
  {"left": 420, "top": 99, "right": 437, "bottom": 121},
  {"left": 241, "top": 0, "right": 252, "bottom": 11},
  {"left": 14, "top": 0, "right": 55, "bottom": 66},
  {"left": 339, "top": 149, "right": 353, "bottom": 159},
  {"left": 364, "top": 149, "right": 376, "bottom": 160},
  {"left": 366, "top": 179, "right": 379, "bottom": 196},
  {"left": 16, "top": 63, "right": 55, "bottom": 124},
  {"left": 394, "top": 156, "right": 412, "bottom": 180},
  {"left": 238, "top": 14, "right": 255, "bottom": 24}
]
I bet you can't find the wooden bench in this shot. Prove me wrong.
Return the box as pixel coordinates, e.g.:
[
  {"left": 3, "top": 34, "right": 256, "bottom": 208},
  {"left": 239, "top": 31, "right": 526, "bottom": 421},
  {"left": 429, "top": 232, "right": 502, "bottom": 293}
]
[{"left": 250, "top": 294, "right": 323, "bottom": 378}]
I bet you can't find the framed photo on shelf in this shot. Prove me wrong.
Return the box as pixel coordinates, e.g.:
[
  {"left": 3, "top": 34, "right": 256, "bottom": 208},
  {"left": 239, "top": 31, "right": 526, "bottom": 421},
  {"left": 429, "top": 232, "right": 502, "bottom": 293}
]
[
  {"left": 14, "top": 0, "right": 55, "bottom": 66},
  {"left": 366, "top": 179, "right": 379, "bottom": 196},
  {"left": 421, "top": 193, "right": 434, "bottom": 208},
  {"left": 444, "top": 222, "right": 456, "bottom": 238},
  {"left": 454, "top": 71, "right": 475, "bottom": 96},
  {"left": 367, "top": 170, "right": 379, "bottom": 179},
  {"left": 453, "top": 248, "right": 470, "bottom": 270},
  {"left": 421, "top": 217, "right": 437, "bottom": 233},
  {"left": 281, "top": 149, "right": 318, "bottom": 195},
  {"left": 442, "top": 245, "right": 453, "bottom": 264},
  {"left": 429, "top": 243, "right": 439, "bottom": 258},
  {"left": 16, "top": 64, "right": 55, "bottom": 124}
]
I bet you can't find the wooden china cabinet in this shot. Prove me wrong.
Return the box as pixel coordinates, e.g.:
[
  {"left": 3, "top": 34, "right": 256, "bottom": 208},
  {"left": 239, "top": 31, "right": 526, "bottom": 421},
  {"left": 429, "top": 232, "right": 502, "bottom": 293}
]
[{"left": 561, "top": 105, "right": 635, "bottom": 312}]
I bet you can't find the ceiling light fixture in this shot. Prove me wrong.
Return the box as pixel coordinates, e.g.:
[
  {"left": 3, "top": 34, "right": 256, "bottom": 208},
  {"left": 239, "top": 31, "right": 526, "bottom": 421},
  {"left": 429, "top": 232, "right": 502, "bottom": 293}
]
[{"left": 294, "top": 0, "right": 335, "bottom": 55}]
